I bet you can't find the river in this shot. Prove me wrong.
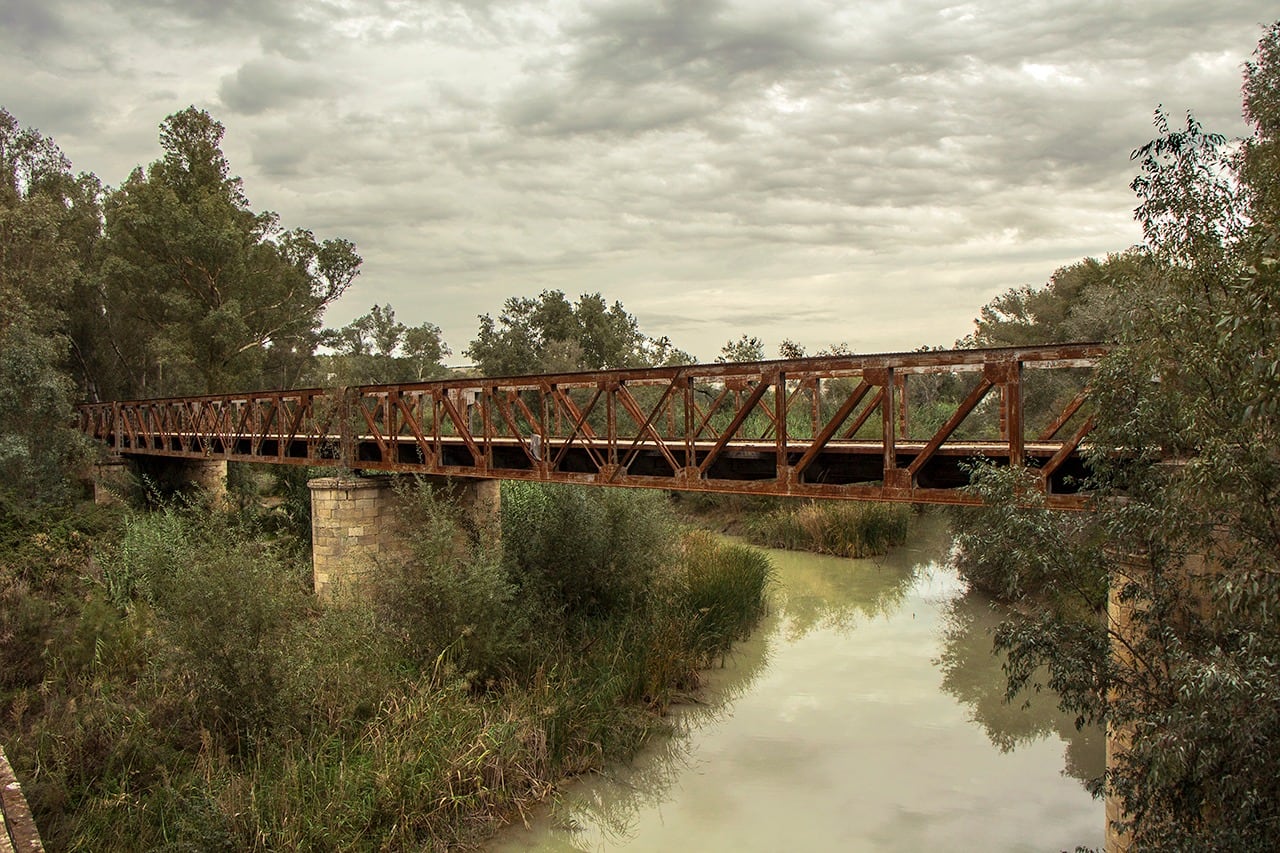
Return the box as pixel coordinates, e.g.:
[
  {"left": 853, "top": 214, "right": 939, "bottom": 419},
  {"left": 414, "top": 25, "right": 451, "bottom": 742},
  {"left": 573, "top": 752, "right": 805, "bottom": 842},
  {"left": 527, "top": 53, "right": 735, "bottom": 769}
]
[{"left": 495, "top": 513, "right": 1104, "bottom": 851}]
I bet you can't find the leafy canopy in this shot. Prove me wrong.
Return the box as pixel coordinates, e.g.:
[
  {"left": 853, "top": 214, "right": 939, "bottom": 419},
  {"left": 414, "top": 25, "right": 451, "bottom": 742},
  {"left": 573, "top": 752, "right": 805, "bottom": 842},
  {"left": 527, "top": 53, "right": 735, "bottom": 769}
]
[
  {"left": 94, "top": 107, "right": 361, "bottom": 396},
  {"left": 0, "top": 109, "right": 96, "bottom": 506},
  {"left": 466, "top": 289, "right": 690, "bottom": 376},
  {"left": 317, "top": 303, "right": 450, "bottom": 385}
]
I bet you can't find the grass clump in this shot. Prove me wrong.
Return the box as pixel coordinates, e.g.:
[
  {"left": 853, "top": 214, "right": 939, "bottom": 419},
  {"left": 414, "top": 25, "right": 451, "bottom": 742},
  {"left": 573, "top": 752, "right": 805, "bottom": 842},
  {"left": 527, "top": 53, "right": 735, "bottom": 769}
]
[
  {"left": 744, "top": 500, "right": 912, "bottom": 558},
  {"left": 674, "top": 530, "right": 773, "bottom": 660}
]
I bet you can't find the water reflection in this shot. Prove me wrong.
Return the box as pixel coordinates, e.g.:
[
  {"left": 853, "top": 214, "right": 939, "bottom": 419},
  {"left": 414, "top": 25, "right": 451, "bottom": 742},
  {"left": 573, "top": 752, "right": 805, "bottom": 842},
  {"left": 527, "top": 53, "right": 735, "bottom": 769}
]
[
  {"left": 496, "top": 513, "right": 1103, "bottom": 852},
  {"left": 551, "top": 618, "right": 777, "bottom": 848},
  {"left": 763, "top": 509, "right": 956, "bottom": 643},
  {"left": 935, "top": 593, "right": 1106, "bottom": 789}
]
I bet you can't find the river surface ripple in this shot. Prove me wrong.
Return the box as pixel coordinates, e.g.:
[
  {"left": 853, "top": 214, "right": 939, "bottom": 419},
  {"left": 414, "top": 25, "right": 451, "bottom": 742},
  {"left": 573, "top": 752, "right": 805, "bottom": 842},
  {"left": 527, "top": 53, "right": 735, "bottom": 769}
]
[{"left": 495, "top": 514, "right": 1104, "bottom": 852}]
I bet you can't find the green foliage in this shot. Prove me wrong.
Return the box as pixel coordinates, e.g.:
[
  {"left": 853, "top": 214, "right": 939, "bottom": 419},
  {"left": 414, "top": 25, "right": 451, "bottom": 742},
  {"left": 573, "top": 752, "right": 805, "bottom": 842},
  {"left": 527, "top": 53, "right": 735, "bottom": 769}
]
[
  {"left": 778, "top": 338, "right": 807, "bottom": 359},
  {"left": 501, "top": 482, "right": 675, "bottom": 620},
  {"left": 99, "top": 507, "right": 194, "bottom": 607},
  {"left": 317, "top": 302, "right": 450, "bottom": 385},
  {"left": 1243, "top": 23, "right": 1280, "bottom": 232},
  {"left": 954, "top": 25, "right": 1280, "bottom": 849},
  {"left": 951, "top": 464, "right": 1106, "bottom": 609},
  {"left": 0, "top": 109, "right": 94, "bottom": 505},
  {"left": 150, "top": 537, "right": 308, "bottom": 750},
  {"left": 466, "top": 289, "right": 690, "bottom": 376},
  {"left": 104, "top": 508, "right": 309, "bottom": 748},
  {"left": 93, "top": 107, "right": 361, "bottom": 396},
  {"left": 745, "top": 499, "right": 911, "bottom": 558},
  {"left": 0, "top": 318, "right": 89, "bottom": 506},
  {"left": 2, "top": 481, "right": 770, "bottom": 849},
  {"left": 673, "top": 531, "right": 772, "bottom": 659},
  {"left": 962, "top": 251, "right": 1152, "bottom": 348},
  {"left": 717, "top": 333, "right": 765, "bottom": 363},
  {"left": 370, "top": 482, "right": 527, "bottom": 680}
]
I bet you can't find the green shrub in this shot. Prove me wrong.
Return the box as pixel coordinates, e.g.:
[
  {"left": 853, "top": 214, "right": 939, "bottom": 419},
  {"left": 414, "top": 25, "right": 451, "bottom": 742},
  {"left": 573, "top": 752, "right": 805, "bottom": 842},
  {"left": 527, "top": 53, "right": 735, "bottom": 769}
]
[
  {"left": 5, "top": 480, "right": 775, "bottom": 850},
  {"left": 744, "top": 500, "right": 911, "bottom": 558},
  {"left": 676, "top": 531, "right": 773, "bottom": 660},
  {"left": 98, "top": 507, "right": 194, "bottom": 607},
  {"left": 501, "top": 483, "right": 674, "bottom": 620},
  {"left": 949, "top": 463, "right": 1105, "bottom": 609},
  {"left": 370, "top": 482, "right": 528, "bottom": 681},
  {"left": 149, "top": 532, "right": 310, "bottom": 750}
]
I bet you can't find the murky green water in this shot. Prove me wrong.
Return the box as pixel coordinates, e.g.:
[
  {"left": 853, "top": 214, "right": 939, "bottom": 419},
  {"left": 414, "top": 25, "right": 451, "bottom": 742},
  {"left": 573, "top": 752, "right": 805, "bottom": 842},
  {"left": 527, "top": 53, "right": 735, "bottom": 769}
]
[{"left": 495, "top": 514, "right": 1104, "bottom": 851}]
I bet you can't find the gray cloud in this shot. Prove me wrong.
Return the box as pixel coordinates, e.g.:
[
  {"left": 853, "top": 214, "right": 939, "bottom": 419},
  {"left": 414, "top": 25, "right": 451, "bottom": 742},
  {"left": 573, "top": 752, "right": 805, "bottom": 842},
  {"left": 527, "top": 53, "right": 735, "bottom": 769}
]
[
  {"left": 0, "top": 0, "right": 1274, "bottom": 360},
  {"left": 218, "top": 58, "right": 335, "bottom": 116},
  {"left": 0, "top": 0, "right": 68, "bottom": 47}
]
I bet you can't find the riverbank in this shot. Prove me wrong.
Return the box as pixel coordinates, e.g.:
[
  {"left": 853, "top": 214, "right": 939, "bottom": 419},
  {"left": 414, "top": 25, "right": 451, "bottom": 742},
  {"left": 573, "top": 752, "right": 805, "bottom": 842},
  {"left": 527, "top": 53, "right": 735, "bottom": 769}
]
[{"left": 0, "top": 482, "right": 770, "bottom": 850}]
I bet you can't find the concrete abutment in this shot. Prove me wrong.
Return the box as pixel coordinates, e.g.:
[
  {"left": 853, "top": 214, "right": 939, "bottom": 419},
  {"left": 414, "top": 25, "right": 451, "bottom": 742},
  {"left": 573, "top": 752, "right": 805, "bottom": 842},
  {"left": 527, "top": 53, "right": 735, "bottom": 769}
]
[{"left": 1104, "top": 539, "right": 1223, "bottom": 853}]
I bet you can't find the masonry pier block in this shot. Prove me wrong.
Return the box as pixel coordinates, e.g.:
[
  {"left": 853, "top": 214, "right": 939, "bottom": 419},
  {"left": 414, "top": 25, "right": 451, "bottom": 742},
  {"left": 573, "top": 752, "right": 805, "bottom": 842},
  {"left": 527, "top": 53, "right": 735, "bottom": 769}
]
[
  {"left": 308, "top": 476, "right": 399, "bottom": 599},
  {"left": 126, "top": 456, "right": 229, "bottom": 505},
  {"left": 449, "top": 478, "right": 501, "bottom": 539},
  {"left": 307, "top": 475, "right": 502, "bottom": 599},
  {"left": 92, "top": 456, "right": 229, "bottom": 505},
  {"left": 183, "top": 459, "right": 229, "bottom": 503},
  {"left": 1104, "top": 535, "right": 1222, "bottom": 852},
  {"left": 92, "top": 457, "right": 133, "bottom": 505}
]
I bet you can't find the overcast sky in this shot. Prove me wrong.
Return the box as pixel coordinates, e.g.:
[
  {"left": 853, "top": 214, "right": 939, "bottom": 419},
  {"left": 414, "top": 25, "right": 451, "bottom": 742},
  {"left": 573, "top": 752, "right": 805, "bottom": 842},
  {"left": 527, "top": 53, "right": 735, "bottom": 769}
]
[{"left": 2, "top": 1, "right": 1275, "bottom": 361}]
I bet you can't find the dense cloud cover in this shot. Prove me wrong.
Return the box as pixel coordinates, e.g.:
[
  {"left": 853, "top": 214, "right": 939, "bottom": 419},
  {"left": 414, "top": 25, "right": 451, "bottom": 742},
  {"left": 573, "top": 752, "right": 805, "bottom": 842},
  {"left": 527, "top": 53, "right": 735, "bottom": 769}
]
[{"left": 2, "top": 0, "right": 1274, "bottom": 357}]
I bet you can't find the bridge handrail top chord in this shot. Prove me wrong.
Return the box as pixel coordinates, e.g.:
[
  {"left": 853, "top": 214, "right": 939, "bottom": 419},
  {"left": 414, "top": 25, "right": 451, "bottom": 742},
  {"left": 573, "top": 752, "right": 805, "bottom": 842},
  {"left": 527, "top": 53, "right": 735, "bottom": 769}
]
[{"left": 77, "top": 342, "right": 1109, "bottom": 408}]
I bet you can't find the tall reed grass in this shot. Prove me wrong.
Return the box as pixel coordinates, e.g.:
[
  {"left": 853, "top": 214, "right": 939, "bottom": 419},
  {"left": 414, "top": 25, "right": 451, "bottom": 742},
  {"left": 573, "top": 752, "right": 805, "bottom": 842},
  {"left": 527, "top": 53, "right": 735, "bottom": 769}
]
[{"left": 744, "top": 500, "right": 912, "bottom": 558}]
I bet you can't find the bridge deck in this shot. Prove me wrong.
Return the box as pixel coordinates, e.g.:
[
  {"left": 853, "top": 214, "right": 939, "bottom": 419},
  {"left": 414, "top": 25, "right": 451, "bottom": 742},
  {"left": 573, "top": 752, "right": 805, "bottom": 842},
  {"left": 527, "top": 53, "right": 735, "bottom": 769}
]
[{"left": 78, "top": 343, "right": 1106, "bottom": 508}]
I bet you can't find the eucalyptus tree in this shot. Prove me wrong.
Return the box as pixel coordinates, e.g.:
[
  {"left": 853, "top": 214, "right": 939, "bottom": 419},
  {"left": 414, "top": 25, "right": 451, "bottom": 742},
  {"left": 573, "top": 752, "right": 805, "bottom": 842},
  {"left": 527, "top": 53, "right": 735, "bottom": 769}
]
[
  {"left": 317, "top": 303, "right": 450, "bottom": 385},
  {"left": 716, "top": 334, "right": 764, "bottom": 363},
  {"left": 960, "top": 251, "right": 1152, "bottom": 349},
  {"left": 467, "top": 290, "right": 685, "bottom": 376}
]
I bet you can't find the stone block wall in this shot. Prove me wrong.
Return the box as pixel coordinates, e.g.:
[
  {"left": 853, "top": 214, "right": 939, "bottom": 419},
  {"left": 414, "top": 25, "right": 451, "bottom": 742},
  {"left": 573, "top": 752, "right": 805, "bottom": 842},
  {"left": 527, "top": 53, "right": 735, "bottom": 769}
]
[
  {"left": 1, "top": 744, "right": 44, "bottom": 852},
  {"left": 90, "top": 457, "right": 228, "bottom": 506},
  {"left": 308, "top": 476, "right": 402, "bottom": 598}
]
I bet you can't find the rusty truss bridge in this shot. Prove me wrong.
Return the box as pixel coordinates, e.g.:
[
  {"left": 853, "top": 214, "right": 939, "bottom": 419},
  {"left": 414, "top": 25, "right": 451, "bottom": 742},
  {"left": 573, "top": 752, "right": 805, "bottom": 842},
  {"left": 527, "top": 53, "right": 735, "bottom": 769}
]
[{"left": 78, "top": 343, "right": 1107, "bottom": 508}]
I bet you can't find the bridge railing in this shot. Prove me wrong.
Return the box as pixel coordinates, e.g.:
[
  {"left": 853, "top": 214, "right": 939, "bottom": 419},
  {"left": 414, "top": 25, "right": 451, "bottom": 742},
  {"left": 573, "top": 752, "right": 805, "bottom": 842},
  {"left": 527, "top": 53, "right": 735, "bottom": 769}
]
[{"left": 78, "top": 343, "right": 1108, "bottom": 506}]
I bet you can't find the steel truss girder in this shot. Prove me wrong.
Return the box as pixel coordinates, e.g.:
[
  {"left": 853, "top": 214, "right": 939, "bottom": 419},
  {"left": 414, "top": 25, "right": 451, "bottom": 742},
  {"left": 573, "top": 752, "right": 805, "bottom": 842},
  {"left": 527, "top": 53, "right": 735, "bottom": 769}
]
[{"left": 77, "top": 343, "right": 1108, "bottom": 508}]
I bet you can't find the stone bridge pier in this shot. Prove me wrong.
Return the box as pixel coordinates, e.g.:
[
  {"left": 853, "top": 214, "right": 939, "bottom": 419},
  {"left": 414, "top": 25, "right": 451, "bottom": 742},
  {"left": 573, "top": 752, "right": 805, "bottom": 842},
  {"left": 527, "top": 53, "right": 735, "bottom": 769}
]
[
  {"left": 92, "top": 456, "right": 228, "bottom": 506},
  {"left": 307, "top": 475, "right": 499, "bottom": 598}
]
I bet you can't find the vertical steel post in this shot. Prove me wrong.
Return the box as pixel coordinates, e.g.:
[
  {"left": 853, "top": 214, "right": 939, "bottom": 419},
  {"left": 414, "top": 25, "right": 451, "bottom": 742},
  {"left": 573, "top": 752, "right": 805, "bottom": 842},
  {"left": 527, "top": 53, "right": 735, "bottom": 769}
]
[
  {"left": 775, "top": 371, "right": 788, "bottom": 485},
  {"left": 339, "top": 387, "right": 356, "bottom": 470},
  {"left": 683, "top": 376, "right": 695, "bottom": 470},
  {"left": 882, "top": 367, "right": 897, "bottom": 474},
  {"left": 481, "top": 387, "right": 494, "bottom": 472},
  {"left": 895, "top": 372, "right": 909, "bottom": 440},
  {"left": 1008, "top": 361, "right": 1024, "bottom": 466},
  {"left": 986, "top": 359, "right": 1024, "bottom": 466},
  {"left": 606, "top": 380, "right": 618, "bottom": 468},
  {"left": 811, "top": 377, "right": 821, "bottom": 439}
]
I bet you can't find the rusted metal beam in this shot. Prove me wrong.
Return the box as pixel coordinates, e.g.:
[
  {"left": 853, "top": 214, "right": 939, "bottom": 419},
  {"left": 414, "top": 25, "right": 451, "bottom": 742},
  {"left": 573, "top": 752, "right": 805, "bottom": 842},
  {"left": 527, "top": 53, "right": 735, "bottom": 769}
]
[{"left": 907, "top": 376, "right": 994, "bottom": 478}]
